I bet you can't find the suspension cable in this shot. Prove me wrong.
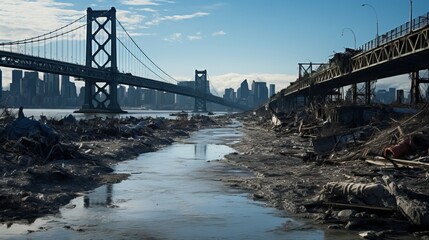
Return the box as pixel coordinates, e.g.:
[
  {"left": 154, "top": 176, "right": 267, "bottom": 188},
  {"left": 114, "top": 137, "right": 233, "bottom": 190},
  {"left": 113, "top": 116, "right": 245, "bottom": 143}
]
[
  {"left": 116, "top": 19, "right": 177, "bottom": 83},
  {"left": 0, "top": 14, "right": 86, "bottom": 46}
]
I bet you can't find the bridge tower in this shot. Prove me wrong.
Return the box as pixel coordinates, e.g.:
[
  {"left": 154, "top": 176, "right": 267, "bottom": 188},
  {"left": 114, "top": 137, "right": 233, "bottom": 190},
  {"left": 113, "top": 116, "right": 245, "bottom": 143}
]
[
  {"left": 194, "top": 69, "right": 208, "bottom": 112},
  {"left": 76, "top": 7, "right": 125, "bottom": 113}
]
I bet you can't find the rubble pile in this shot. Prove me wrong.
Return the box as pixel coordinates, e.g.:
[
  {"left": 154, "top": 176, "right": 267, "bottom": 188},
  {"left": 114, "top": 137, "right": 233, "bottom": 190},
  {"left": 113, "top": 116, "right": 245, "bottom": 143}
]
[{"left": 0, "top": 108, "right": 220, "bottom": 223}]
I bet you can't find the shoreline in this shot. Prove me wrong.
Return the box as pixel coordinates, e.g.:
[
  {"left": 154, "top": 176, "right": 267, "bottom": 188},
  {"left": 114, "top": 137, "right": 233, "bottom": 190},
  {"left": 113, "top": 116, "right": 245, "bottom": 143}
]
[
  {"left": 0, "top": 113, "right": 226, "bottom": 224},
  {"left": 221, "top": 112, "right": 429, "bottom": 239}
]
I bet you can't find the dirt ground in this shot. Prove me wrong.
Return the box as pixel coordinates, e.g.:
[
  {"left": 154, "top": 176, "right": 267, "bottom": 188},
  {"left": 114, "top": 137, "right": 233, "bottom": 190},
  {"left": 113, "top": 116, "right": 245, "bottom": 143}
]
[{"left": 221, "top": 113, "right": 429, "bottom": 239}]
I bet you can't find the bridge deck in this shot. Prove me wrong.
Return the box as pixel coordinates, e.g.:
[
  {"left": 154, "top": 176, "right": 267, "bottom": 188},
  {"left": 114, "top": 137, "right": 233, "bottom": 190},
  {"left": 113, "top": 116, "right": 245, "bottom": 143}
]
[
  {"left": 284, "top": 22, "right": 429, "bottom": 97},
  {"left": 0, "top": 50, "right": 248, "bottom": 110}
]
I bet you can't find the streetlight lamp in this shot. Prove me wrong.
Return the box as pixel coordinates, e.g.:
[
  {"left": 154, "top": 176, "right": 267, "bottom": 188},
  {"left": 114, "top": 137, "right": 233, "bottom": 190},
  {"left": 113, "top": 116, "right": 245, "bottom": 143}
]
[
  {"left": 362, "top": 3, "right": 379, "bottom": 46},
  {"left": 410, "top": 0, "right": 413, "bottom": 32},
  {"left": 342, "top": 27, "right": 356, "bottom": 49}
]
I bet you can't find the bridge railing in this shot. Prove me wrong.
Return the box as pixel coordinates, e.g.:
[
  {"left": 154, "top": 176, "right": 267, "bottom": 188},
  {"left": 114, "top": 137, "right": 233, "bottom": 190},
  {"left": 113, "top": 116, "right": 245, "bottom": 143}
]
[{"left": 359, "top": 11, "right": 429, "bottom": 52}]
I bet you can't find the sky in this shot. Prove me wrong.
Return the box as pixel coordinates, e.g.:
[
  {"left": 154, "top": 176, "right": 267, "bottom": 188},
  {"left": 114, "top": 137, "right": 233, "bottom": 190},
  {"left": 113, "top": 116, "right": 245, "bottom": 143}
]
[{"left": 0, "top": 0, "right": 429, "bottom": 95}]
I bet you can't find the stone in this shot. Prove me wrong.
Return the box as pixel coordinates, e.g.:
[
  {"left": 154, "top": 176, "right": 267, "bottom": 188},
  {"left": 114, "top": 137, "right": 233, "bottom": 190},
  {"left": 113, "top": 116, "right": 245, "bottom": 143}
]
[{"left": 337, "top": 209, "right": 356, "bottom": 219}]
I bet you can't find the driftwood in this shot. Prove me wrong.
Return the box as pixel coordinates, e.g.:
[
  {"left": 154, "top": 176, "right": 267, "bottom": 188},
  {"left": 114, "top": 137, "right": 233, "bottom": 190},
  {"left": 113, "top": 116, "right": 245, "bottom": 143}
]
[
  {"left": 322, "top": 202, "right": 394, "bottom": 212},
  {"left": 366, "top": 156, "right": 429, "bottom": 169}
]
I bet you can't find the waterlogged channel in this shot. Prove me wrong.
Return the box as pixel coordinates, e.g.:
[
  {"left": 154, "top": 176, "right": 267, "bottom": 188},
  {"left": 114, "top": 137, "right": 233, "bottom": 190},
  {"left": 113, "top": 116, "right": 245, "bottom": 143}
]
[{"left": 1, "top": 123, "right": 330, "bottom": 239}]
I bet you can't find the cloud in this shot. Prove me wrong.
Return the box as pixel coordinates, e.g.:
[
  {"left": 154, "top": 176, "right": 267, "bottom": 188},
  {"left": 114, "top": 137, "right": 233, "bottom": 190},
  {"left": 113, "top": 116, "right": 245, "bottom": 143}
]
[
  {"left": 117, "top": 10, "right": 146, "bottom": 25},
  {"left": 164, "top": 32, "right": 182, "bottom": 42},
  {"left": 212, "top": 30, "right": 226, "bottom": 36},
  {"left": 187, "top": 32, "right": 202, "bottom": 41},
  {"left": 0, "top": 0, "right": 83, "bottom": 41},
  {"left": 139, "top": 7, "right": 158, "bottom": 12},
  {"left": 120, "top": 0, "right": 160, "bottom": 6},
  {"left": 205, "top": 73, "right": 297, "bottom": 95},
  {"left": 374, "top": 74, "right": 410, "bottom": 91},
  {"left": 146, "top": 12, "right": 209, "bottom": 26}
]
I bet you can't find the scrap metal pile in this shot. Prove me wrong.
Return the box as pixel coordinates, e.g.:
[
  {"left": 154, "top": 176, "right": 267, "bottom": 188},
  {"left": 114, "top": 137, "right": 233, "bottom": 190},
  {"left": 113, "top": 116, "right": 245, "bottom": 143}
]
[{"left": 270, "top": 103, "right": 429, "bottom": 235}]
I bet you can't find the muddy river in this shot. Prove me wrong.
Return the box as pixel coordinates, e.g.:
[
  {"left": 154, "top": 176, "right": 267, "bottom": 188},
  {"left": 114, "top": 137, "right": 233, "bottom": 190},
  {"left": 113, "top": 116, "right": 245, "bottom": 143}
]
[{"left": 0, "top": 122, "right": 344, "bottom": 239}]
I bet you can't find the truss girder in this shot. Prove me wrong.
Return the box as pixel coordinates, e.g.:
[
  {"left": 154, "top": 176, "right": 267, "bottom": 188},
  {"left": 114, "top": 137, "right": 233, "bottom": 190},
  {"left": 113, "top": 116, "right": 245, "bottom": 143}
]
[
  {"left": 284, "top": 26, "right": 429, "bottom": 97},
  {"left": 0, "top": 49, "right": 247, "bottom": 110},
  {"left": 0, "top": 50, "right": 109, "bottom": 80}
]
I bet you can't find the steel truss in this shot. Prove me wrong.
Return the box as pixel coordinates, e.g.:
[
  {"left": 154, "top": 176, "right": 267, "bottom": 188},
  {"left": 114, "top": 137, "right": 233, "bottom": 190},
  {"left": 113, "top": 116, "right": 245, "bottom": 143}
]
[{"left": 285, "top": 25, "right": 429, "bottom": 99}]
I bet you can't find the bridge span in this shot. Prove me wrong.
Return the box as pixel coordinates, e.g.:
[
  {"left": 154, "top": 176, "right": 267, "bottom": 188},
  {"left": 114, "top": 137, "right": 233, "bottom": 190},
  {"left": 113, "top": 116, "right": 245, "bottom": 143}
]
[
  {"left": 0, "top": 7, "right": 248, "bottom": 113},
  {"left": 276, "top": 11, "right": 429, "bottom": 111}
]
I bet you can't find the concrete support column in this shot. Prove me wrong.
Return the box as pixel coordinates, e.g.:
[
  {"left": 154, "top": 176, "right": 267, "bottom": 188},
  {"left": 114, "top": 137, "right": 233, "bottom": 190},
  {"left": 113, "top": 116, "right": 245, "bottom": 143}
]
[
  {"left": 410, "top": 71, "right": 420, "bottom": 105},
  {"left": 365, "top": 81, "right": 371, "bottom": 105},
  {"left": 352, "top": 83, "right": 357, "bottom": 104}
]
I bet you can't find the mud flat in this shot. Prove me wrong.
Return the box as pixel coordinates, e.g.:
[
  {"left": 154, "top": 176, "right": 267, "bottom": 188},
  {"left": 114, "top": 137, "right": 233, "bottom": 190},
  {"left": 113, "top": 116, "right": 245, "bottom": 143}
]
[{"left": 222, "top": 112, "right": 429, "bottom": 240}]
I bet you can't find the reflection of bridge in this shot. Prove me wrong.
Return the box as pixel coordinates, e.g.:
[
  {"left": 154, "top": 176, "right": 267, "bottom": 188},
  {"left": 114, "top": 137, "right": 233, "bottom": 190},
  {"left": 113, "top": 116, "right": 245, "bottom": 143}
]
[
  {"left": 275, "top": 11, "right": 429, "bottom": 112},
  {"left": 0, "top": 8, "right": 248, "bottom": 113}
]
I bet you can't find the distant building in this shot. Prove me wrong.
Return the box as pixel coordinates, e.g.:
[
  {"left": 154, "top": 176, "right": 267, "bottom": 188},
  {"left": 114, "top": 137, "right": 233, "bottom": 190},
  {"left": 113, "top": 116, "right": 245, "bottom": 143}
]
[
  {"left": 396, "top": 89, "right": 404, "bottom": 104},
  {"left": 142, "top": 88, "right": 156, "bottom": 107},
  {"left": 237, "top": 79, "right": 249, "bottom": 101},
  {"left": 176, "top": 81, "right": 194, "bottom": 110},
  {"left": 156, "top": 91, "right": 175, "bottom": 109},
  {"left": 252, "top": 80, "right": 268, "bottom": 107},
  {"left": 269, "top": 84, "right": 275, "bottom": 97},
  {"left": 11, "top": 69, "right": 22, "bottom": 96},
  {"left": 126, "top": 86, "right": 141, "bottom": 107},
  {"left": 375, "top": 88, "right": 396, "bottom": 104},
  {"left": 21, "top": 71, "right": 38, "bottom": 106},
  {"left": 118, "top": 85, "right": 126, "bottom": 105},
  {"left": 44, "top": 73, "right": 60, "bottom": 97},
  {"left": 0, "top": 68, "right": 2, "bottom": 100},
  {"left": 223, "top": 88, "right": 236, "bottom": 102}
]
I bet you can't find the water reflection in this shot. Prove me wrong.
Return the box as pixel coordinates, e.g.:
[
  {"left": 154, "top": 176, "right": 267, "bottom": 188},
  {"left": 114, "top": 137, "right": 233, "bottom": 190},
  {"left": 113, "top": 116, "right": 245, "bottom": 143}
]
[
  {"left": 83, "top": 184, "right": 113, "bottom": 208},
  {"left": 194, "top": 143, "right": 207, "bottom": 160}
]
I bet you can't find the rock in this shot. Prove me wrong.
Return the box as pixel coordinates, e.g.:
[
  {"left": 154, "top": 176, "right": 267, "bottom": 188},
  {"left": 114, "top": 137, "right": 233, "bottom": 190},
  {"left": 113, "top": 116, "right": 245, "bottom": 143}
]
[
  {"left": 358, "top": 230, "right": 382, "bottom": 240},
  {"left": 253, "top": 193, "right": 264, "bottom": 200},
  {"left": 345, "top": 220, "right": 360, "bottom": 230},
  {"left": 17, "top": 155, "right": 34, "bottom": 166},
  {"left": 337, "top": 209, "right": 356, "bottom": 219},
  {"left": 328, "top": 224, "right": 344, "bottom": 229},
  {"left": 355, "top": 212, "right": 368, "bottom": 218}
]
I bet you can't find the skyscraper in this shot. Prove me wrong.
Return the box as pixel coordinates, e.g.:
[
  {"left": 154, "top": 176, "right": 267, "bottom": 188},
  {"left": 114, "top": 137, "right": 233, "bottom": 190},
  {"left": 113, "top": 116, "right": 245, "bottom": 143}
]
[
  {"left": 223, "top": 88, "right": 236, "bottom": 102},
  {"left": 61, "top": 75, "right": 71, "bottom": 98},
  {"left": 269, "top": 84, "right": 276, "bottom": 97},
  {"left": 0, "top": 68, "right": 2, "bottom": 100},
  {"left": 11, "top": 69, "right": 22, "bottom": 96},
  {"left": 44, "top": 73, "right": 60, "bottom": 97},
  {"left": 238, "top": 79, "right": 249, "bottom": 101},
  {"left": 252, "top": 81, "right": 268, "bottom": 107},
  {"left": 176, "top": 81, "right": 194, "bottom": 109},
  {"left": 21, "top": 71, "right": 38, "bottom": 105}
]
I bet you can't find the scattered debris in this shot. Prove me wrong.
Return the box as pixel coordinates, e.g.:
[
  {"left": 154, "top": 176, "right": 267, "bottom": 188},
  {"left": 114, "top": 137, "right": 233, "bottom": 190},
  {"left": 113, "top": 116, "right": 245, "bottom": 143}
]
[
  {"left": 0, "top": 107, "right": 223, "bottom": 224},
  {"left": 223, "top": 102, "right": 429, "bottom": 238}
]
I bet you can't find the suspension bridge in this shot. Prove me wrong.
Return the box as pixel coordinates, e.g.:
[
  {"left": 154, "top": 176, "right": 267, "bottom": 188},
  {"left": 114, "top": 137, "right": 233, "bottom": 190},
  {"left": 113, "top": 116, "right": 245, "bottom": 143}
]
[
  {"left": 273, "top": 11, "right": 429, "bottom": 112},
  {"left": 0, "top": 7, "right": 248, "bottom": 113}
]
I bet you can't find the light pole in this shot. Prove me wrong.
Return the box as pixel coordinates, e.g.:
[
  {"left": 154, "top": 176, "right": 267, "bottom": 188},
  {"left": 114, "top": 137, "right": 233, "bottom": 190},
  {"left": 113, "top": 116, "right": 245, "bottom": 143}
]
[
  {"left": 342, "top": 27, "right": 356, "bottom": 49},
  {"left": 410, "top": 0, "right": 413, "bottom": 32},
  {"left": 362, "top": 3, "right": 379, "bottom": 46}
]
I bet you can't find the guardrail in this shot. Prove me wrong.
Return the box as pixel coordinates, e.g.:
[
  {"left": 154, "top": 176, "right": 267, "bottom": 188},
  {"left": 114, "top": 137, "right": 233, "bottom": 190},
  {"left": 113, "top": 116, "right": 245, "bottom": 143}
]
[{"left": 359, "top": 11, "right": 429, "bottom": 52}]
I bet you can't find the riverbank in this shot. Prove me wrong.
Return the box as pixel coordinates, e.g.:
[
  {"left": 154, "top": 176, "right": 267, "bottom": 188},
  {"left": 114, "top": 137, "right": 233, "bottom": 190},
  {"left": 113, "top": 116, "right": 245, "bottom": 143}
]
[
  {"left": 0, "top": 110, "right": 225, "bottom": 223},
  {"left": 221, "top": 110, "right": 429, "bottom": 239}
]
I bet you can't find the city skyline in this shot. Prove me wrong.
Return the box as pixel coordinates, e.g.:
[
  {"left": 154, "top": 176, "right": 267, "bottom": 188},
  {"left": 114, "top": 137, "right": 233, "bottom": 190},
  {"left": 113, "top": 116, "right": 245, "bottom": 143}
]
[
  {"left": 1, "top": 1, "right": 429, "bottom": 95},
  {"left": 1, "top": 68, "right": 275, "bottom": 110}
]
